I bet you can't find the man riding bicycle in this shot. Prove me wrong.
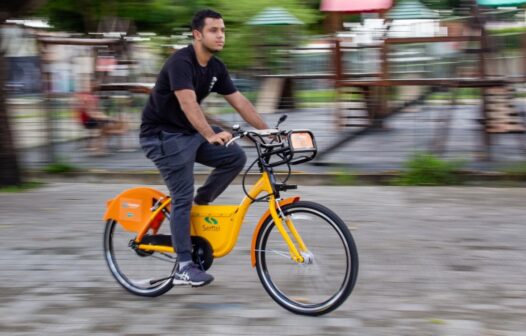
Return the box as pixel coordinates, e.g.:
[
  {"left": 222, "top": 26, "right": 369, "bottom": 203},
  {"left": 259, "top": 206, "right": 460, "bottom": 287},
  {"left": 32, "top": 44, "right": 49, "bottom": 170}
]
[{"left": 139, "top": 9, "right": 269, "bottom": 287}]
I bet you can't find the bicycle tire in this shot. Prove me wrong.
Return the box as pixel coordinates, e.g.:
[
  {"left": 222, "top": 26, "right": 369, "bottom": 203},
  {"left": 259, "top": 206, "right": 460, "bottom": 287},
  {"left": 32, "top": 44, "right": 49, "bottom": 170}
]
[
  {"left": 103, "top": 219, "right": 176, "bottom": 297},
  {"left": 255, "top": 201, "right": 358, "bottom": 316}
]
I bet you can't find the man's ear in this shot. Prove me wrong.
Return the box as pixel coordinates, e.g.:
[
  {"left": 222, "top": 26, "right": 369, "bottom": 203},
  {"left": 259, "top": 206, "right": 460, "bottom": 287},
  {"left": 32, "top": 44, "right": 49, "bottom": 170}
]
[{"left": 193, "top": 29, "right": 202, "bottom": 41}]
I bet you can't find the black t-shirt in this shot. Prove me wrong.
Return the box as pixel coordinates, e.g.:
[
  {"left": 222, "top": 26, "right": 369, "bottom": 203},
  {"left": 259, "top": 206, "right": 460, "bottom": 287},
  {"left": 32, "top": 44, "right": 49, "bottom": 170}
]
[{"left": 140, "top": 44, "right": 237, "bottom": 136}]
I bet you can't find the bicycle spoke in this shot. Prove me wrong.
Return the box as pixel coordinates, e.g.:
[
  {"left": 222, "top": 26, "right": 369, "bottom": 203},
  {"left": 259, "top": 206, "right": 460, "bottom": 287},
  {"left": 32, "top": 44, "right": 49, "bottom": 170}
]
[
  {"left": 104, "top": 220, "right": 176, "bottom": 296},
  {"left": 255, "top": 248, "right": 291, "bottom": 260},
  {"left": 255, "top": 202, "right": 358, "bottom": 315}
]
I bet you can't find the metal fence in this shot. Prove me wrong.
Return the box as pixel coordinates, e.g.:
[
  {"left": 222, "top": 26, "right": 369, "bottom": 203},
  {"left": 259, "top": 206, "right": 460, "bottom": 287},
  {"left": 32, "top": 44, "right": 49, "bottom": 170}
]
[
  {"left": 7, "top": 33, "right": 526, "bottom": 174},
  {"left": 8, "top": 91, "right": 526, "bottom": 174}
]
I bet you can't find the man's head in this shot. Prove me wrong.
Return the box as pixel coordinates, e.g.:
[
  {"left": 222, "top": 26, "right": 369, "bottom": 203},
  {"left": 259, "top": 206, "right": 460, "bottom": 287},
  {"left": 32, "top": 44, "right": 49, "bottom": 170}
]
[{"left": 191, "top": 9, "right": 225, "bottom": 53}]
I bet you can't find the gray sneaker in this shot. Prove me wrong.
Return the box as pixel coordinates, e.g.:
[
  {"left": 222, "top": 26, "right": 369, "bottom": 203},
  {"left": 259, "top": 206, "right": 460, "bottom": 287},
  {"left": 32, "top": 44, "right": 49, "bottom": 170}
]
[{"left": 173, "top": 263, "right": 214, "bottom": 287}]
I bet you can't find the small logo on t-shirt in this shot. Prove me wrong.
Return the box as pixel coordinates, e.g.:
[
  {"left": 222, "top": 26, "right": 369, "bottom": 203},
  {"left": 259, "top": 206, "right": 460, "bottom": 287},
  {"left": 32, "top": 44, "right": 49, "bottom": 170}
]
[{"left": 209, "top": 76, "right": 217, "bottom": 92}]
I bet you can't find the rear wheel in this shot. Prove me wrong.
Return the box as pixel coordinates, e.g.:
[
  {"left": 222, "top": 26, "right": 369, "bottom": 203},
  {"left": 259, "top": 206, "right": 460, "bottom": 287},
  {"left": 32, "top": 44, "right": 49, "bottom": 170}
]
[
  {"left": 103, "top": 219, "right": 176, "bottom": 297},
  {"left": 255, "top": 201, "right": 358, "bottom": 316}
]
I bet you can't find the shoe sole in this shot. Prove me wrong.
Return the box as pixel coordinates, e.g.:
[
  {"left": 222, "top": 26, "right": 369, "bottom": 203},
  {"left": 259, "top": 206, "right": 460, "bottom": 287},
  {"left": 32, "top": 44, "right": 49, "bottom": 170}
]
[{"left": 173, "top": 277, "right": 214, "bottom": 287}]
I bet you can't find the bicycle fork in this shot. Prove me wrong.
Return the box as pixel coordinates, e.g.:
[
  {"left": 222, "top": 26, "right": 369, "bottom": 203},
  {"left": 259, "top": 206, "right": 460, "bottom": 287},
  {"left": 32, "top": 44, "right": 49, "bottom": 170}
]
[{"left": 268, "top": 197, "right": 311, "bottom": 264}]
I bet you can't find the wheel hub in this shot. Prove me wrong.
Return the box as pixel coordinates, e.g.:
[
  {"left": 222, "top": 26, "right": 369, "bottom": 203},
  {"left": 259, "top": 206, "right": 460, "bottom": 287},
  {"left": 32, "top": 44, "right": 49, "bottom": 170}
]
[{"left": 300, "top": 251, "right": 314, "bottom": 264}]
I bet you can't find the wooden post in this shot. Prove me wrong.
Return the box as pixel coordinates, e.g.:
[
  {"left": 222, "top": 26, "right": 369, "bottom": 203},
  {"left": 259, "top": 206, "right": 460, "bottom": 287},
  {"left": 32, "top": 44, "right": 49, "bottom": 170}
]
[
  {"left": 522, "top": 32, "right": 526, "bottom": 80},
  {"left": 477, "top": 21, "right": 488, "bottom": 78},
  {"left": 37, "top": 40, "right": 56, "bottom": 164},
  {"left": 324, "top": 13, "right": 342, "bottom": 34},
  {"left": 333, "top": 38, "right": 343, "bottom": 130},
  {"left": 376, "top": 39, "right": 389, "bottom": 127},
  {"left": 472, "top": 2, "right": 492, "bottom": 160},
  {"left": 333, "top": 38, "right": 342, "bottom": 82}
]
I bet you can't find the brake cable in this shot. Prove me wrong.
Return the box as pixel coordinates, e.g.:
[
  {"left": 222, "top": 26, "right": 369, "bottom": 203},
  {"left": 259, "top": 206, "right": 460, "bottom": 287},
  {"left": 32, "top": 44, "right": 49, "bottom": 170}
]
[
  {"left": 242, "top": 158, "right": 272, "bottom": 202},
  {"left": 240, "top": 130, "right": 293, "bottom": 202}
]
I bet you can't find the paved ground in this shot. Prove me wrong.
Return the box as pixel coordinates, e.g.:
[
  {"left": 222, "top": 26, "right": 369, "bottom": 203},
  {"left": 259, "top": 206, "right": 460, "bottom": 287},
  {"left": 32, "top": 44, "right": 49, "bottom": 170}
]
[{"left": 1, "top": 183, "right": 525, "bottom": 335}]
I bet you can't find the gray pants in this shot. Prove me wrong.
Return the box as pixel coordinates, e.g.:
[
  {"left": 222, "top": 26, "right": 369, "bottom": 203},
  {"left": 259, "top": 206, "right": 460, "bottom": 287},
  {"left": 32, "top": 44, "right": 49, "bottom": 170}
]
[{"left": 140, "top": 127, "right": 247, "bottom": 262}]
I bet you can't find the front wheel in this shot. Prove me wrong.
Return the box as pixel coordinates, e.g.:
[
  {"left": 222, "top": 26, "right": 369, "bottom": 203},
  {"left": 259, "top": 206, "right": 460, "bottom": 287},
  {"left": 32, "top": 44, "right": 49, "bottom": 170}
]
[{"left": 255, "top": 201, "right": 358, "bottom": 316}]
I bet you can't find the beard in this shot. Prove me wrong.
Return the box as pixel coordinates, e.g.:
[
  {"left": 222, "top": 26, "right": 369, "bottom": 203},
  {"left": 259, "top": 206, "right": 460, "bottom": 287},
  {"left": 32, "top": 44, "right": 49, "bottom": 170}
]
[
  {"left": 201, "top": 39, "right": 223, "bottom": 54},
  {"left": 203, "top": 44, "right": 221, "bottom": 54}
]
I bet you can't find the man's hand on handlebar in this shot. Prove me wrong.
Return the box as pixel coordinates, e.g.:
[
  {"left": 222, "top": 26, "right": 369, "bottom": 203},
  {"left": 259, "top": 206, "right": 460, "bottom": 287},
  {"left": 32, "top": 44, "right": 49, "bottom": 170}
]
[{"left": 207, "top": 131, "right": 233, "bottom": 146}]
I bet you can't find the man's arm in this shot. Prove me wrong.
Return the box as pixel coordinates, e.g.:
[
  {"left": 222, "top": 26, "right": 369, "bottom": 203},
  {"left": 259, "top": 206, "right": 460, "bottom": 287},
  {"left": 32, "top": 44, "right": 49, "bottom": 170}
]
[
  {"left": 175, "top": 90, "right": 232, "bottom": 145},
  {"left": 224, "top": 91, "right": 269, "bottom": 130}
]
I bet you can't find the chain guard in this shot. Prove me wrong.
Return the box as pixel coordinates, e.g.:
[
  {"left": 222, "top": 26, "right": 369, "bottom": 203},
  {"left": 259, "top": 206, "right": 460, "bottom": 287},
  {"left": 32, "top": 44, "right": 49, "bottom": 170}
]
[{"left": 131, "top": 234, "right": 214, "bottom": 270}]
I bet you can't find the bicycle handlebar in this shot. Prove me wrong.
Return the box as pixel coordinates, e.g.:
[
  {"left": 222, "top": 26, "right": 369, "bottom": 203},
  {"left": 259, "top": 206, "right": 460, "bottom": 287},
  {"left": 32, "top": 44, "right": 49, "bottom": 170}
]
[
  {"left": 225, "top": 125, "right": 317, "bottom": 168},
  {"left": 226, "top": 128, "right": 282, "bottom": 147}
]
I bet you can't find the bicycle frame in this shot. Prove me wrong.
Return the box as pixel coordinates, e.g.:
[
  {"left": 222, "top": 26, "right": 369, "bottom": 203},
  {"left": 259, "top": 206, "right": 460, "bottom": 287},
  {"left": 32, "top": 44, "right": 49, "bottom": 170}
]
[{"left": 103, "top": 170, "right": 308, "bottom": 266}]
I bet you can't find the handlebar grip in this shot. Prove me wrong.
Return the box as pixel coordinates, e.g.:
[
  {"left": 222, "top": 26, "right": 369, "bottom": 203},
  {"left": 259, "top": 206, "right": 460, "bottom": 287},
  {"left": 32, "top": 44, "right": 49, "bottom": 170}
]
[{"left": 225, "top": 135, "right": 242, "bottom": 147}]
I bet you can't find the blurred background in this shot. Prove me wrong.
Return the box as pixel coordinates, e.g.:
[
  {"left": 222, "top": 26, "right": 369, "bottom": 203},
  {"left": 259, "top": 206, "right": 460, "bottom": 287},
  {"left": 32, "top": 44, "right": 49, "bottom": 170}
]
[
  {"left": 2, "top": 2, "right": 526, "bottom": 334},
  {"left": 2, "top": 0, "right": 526, "bottom": 186}
]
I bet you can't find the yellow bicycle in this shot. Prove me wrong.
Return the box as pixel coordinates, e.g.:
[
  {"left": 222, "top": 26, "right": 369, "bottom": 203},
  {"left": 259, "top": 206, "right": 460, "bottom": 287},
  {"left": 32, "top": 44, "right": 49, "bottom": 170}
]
[{"left": 103, "top": 117, "right": 359, "bottom": 316}]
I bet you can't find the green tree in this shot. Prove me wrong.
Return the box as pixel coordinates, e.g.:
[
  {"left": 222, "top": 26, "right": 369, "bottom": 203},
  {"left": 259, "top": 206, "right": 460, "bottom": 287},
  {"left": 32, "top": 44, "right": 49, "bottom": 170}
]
[
  {"left": 39, "top": 0, "right": 197, "bottom": 34},
  {"left": 195, "top": 0, "right": 322, "bottom": 70},
  {"left": 40, "top": 0, "right": 322, "bottom": 70},
  {"left": 420, "top": 0, "right": 462, "bottom": 9}
]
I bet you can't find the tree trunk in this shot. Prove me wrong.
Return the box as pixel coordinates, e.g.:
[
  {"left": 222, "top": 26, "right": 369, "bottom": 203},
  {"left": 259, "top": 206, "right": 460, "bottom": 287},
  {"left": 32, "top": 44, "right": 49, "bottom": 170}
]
[
  {"left": 0, "top": 40, "right": 22, "bottom": 187},
  {"left": 0, "top": 1, "right": 49, "bottom": 187}
]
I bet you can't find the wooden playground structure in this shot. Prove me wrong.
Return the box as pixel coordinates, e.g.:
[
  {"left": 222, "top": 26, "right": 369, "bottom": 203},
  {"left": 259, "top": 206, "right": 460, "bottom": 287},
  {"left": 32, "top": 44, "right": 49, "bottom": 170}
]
[
  {"left": 258, "top": 1, "right": 526, "bottom": 161},
  {"left": 32, "top": 1, "right": 526, "bottom": 163}
]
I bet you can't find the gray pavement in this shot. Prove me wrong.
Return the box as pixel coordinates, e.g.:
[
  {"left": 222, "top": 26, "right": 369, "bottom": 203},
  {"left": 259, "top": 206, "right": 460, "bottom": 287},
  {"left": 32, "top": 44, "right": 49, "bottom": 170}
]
[{"left": 1, "top": 183, "right": 525, "bottom": 335}]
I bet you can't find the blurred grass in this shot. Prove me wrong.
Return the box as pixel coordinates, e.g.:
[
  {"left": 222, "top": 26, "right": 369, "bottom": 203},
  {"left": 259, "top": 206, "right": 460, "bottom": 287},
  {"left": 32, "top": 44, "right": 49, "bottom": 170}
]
[
  {"left": 0, "top": 181, "right": 44, "bottom": 193},
  {"left": 428, "top": 88, "right": 481, "bottom": 101},
  {"left": 13, "top": 109, "right": 73, "bottom": 119},
  {"left": 332, "top": 169, "right": 358, "bottom": 186},
  {"left": 296, "top": 89, "right": 336, "bottom": 104},
  {"left": 43, "top": 161, "right": 78, "bottom": 174},
  {"left": 392, "top": 153, "right": 465, "bottom": 186},
  {"left": 429, "top": 318, "right": 446, "bottom": 325},
  {"left": 501, "top": 161, "right": 526, "bottom": 175},
  {"left": 488, "top": 26, "right": 526, "bottom": 35}
]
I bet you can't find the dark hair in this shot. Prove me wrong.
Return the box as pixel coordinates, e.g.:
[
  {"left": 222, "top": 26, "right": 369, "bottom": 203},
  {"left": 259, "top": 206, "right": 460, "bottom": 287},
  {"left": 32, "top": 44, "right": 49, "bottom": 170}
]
[{"left": 191, "top": 9, "right": 222, "bottom": 32}]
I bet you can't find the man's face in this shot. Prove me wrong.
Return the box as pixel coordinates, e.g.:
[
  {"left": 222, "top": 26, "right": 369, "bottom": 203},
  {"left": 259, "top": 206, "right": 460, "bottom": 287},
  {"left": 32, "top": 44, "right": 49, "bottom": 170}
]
[{"left": 194, "top": 18, "right": 225, "bottom": 53}]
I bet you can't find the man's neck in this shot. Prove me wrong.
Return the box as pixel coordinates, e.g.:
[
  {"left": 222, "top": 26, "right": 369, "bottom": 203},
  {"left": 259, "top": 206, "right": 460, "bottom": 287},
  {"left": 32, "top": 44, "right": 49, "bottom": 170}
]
[{"left": 193, "top": 42, "right": 213, "bottom": 67}]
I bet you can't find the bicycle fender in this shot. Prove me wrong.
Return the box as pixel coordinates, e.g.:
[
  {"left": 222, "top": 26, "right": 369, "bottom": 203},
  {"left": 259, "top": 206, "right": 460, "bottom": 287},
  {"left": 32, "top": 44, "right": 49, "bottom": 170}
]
[
  {"left": 250, "top": 196, "right": 300, "bottom": 267},
  {"left": 103, "top": 187, "right": 168, "bottom": 232}
]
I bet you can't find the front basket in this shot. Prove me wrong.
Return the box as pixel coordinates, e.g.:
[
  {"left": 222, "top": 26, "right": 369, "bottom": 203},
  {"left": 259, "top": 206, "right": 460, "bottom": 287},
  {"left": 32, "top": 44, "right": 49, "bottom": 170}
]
[{"left": 286, "top": 130, "right": 317, "bottom": 165}]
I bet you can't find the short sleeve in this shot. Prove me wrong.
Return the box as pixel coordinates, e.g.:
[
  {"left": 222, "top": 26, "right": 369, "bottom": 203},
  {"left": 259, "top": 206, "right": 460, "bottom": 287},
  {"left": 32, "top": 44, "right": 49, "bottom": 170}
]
[
  {"left": 213, "top": 63, "right": 237, "bottom": 95},
  {"left": 167, "top": 58, "right": 194, "bottom": 91}
]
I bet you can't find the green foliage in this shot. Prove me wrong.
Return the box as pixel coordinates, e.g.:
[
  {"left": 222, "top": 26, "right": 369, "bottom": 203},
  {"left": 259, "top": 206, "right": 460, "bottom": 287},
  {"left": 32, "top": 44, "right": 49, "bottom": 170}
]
[
  {"left": 428, "top": 88, "right": 481, "bottom": 101},
  {"left": 502, "top": 161, "right": 526, "bottom": 175},
  {"left": 429, "top": 318, "right": 446, "bottom": 325},
  {"left": 420, "top": 0, "right": 461, "bottom": 9},
  {"left": 333, "top": 170, "right": 358, "bottom": 186},
  {"left": 0, "top": 181, "right": 44, "bottom": 192},
  {"left": 43, "top": 161, "right": 78, "bottom": 174},
  {"left": 203, "top": 0, "right": 322, "bottom": 70},
  {"left": 40, "top": 0, "right": 322, "bottom": 71},
  {"left": 489, "top": 26, "right": 526, "bottom": 35},
  {"left": 392, "top": 153, "right": 464, "bottom": 186},
  {"left": 488, "top": 28, "right": 526, "bottom": 51},
  {"left": 296, "top": 89, "right": 337, "bottom": 107},
  {"left": 40, "top": 0, "right": 198, "bottom": 34}
]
